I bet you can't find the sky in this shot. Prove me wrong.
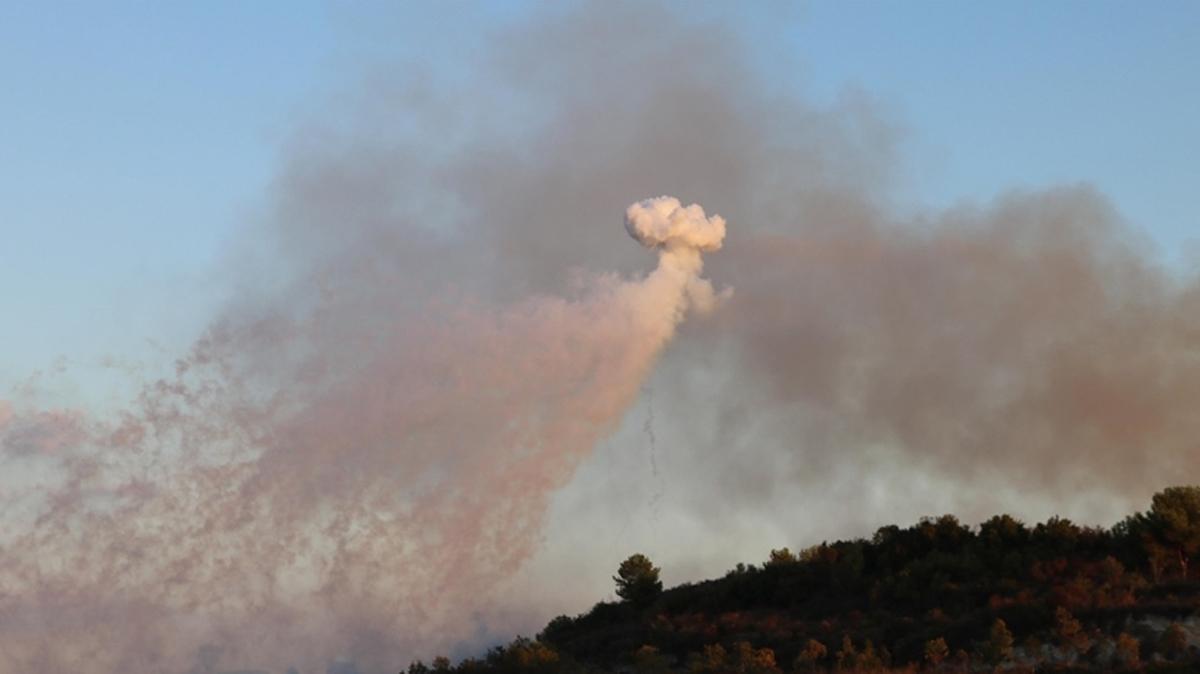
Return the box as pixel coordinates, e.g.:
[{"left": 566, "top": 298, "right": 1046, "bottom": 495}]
[
  {"left": 2, "top": 1, "right": 1198, "bottom": 385},
  {"left": 2, "top": 2, "right": 1200, "bottom": 672}
]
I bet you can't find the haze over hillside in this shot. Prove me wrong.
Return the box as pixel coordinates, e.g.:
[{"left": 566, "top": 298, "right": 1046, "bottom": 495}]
[{"left": 411, "top": 486, "right": 1200, "bottom": 674}]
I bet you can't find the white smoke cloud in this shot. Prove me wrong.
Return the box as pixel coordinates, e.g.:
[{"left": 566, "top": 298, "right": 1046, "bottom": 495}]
[
  {"left": 625, "top": 196, "right": 726, "bottom": 253},
  {"left": 626, "top": 197, "right": 729, "bottom": 316}
]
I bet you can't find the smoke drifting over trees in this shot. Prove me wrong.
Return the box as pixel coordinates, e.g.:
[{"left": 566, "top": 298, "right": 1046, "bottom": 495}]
[{"left": 2, "top": 2, "right": 1198, "bottom": 672}]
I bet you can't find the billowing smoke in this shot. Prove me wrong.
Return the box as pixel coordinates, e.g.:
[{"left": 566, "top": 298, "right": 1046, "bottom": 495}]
[
  {"left": 4, "top": 1, "right": 1200, "bottom": 672},
  {"left": 625, "top": 196, "right": 729, "bottom": 315},
  {"left": 0, "top": 193, "right": 725, "bottom": 672},
  {"left": 626, "top": 197, "right": 726, "bottom": 253}
]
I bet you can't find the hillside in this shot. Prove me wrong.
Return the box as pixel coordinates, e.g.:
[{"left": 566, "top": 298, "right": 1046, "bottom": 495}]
[{"left": 407, "top": 487, "right": 1200, "bottom": 673}]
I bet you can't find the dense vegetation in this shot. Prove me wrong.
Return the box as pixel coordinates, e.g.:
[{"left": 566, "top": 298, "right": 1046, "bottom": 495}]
[{"left": 406, "top": 486, "right": 1200, "bottom": 673}]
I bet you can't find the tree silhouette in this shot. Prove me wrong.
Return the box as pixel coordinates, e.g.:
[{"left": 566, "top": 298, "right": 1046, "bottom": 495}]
[
  {"left": 1055, "top": 606, "right": 1091, "bottom": 657},
  {"left": 979, "top": 619, "right": 1013, "bottom": 665},
  {"left": 1159, "top": 623, "right": 1188, "bottom": 661},
  {"left": 614, "top": 553, "right": 662, "bottom": 607},
  {"left": 1149, "top": 486, "right": 1200, "bottom": 578},
  {"left": 792, "top": 640, "right": 827, "bottom": 672},
  {"left": 924, "top": 637, "right": 949, "bottom": 667},
  {"left": 765, "top": 547, "right": 798, "bottom": 566},
  {"left": 633, "top": 645, "right": 670, "bottom": 674},
  {"left": 687, "top": 643, "right": 727, "bottom": 673},
  {"left": 1115, "top": 632, "right": 1140, "bottom": 669}
]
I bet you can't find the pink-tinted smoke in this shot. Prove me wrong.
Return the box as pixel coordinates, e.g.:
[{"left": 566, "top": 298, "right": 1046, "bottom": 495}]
[{"left": 0, "top": 198, "right": 727, "bottom": 673}]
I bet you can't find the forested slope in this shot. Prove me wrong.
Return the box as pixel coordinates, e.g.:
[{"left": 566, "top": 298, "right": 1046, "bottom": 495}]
[{"left": 406, "top": 487, "right": 1200, "bottom": 673}]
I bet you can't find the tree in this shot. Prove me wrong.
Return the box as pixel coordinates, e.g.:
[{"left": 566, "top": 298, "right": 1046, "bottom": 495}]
[
  {"left": 835, "top": 635, "right": 857, "bottom": 671},
  {"left": 929, "top": 514, "right": 971, "bottom": 551},
  {"left": 854, "top": 640, "right": 885, "bottom": 672},
  {"left": 1054, "top": 606, "right": 1091, "bottom": 657},
  {"left": 924, "top": 638, "right": 949, "bottom": 668},
  {"left": 487, "top": 638, "right": 560, "bottom": 673},
  {"left": 978, "top": 619, "right": 1013, "bottom": 665},
  {"left": 687, "top": 644, "right": 727, "bottom": 674},
  {"left": 979, "top": 514, "right": 1027, "bottom": 547},
  {"left": 1158, "top": 623, "right": 1188, "bottom": 661},
  {"left": 1114, "top": 632, "right": 1140, "bottom": 669},
  {"left": 633, "top": 645, "right": 670, "bottom": 674},
  {"left": 793, "top": 640, "right": 827, "bottom": 672},
  {"left": 1149, "top": 486, "right": 1200, "bottom": 578},
  {"left": 1033, "top": 516, "right": 1082, "bottom": 554},
  {"left": 952, "top": 649, "right": 970, "bottom": 674},
  {"left": 766, "top": 547, "right": 798, "bottom": 566},
  {"left": 614, "top": 553, "right": 662, "bottom": 606},
  {"left": 730, "top": 641, "right": 781, "bottom": 674},
  {"left": 1117, "top": 511, "right": 1173, "bottom": 581}
]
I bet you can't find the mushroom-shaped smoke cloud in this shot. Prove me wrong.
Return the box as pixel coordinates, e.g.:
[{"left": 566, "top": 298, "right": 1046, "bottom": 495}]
[{"left": 626, "top": 196, "right": 729, "bottom": 316}]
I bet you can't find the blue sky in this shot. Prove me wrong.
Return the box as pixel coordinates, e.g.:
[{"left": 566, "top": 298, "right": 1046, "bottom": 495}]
[
  {"left": 2, "top": 1, "right": 1197, "bottom": 389},
  {"left": 788, "top": 1, "right": 1199, "bottom": 245}
]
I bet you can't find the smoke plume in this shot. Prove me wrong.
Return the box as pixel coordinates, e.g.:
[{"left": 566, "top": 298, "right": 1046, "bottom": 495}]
[
  {"left": 4, "top": 1, "right": 1200, "bottom": 672},
  {"left": 0, "top": 189, "right": 724, "bottom": 672}
]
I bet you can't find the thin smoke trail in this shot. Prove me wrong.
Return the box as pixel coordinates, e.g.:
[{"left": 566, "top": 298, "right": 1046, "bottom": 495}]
[{"left": 642, "top": 385, "right": 664, "bottom": 531}]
